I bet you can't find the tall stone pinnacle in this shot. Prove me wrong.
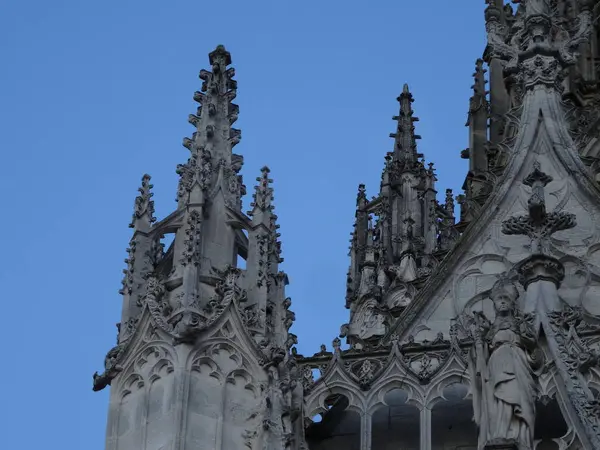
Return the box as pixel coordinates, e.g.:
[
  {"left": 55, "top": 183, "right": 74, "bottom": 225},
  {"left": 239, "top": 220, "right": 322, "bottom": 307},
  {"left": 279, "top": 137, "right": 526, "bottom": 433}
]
[
  {"left": 249, "top": 166, "right": 275, "bottom": 222},
  {"left": 464, "top": 59, "right": 490, "bottom": 177},
  {"left": 129, "top": 174, "right": 156, "bottom": 233},
  {"left": 177, "top": 44, "right": 242, "bottom": 209},
  {"left": 391, "top": 83, "right": 421, "bottom": 165}
]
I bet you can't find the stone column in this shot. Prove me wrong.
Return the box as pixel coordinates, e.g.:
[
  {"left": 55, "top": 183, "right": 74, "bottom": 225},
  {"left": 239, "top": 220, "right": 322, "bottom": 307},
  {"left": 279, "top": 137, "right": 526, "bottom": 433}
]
[
  {"left": 420, "top": 406, "right": 431, "bottom": 450},
  {"left": 360, "top": 411, "right": 372, "bottom": 450},
  {"left": 518, "top": 254, "right": 565, "bottom": 318},
  {"left": 518, "top": 254, "right": 599, "bottom": 450}
]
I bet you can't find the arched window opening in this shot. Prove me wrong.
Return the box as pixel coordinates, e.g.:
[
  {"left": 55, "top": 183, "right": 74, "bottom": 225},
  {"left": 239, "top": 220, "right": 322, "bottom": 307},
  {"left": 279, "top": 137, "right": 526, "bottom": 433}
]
[
  {"left": 431, "top": 383, "right": 477, "bottom": 450},
  {"left": 371, "top": 388, "right": 419, "bottom": 449},
  {"left": 534, "top": 395, "right": 568, "bottom": 449},
  {"left": 306, "top": 394, "right": 360, "bottom": 450}
]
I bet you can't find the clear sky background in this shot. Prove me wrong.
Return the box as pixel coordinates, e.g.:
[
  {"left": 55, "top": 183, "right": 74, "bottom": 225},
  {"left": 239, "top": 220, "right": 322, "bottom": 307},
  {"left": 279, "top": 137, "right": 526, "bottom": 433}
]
[{"left": 1, "top": 1, "right": 487, "bottom": 448}]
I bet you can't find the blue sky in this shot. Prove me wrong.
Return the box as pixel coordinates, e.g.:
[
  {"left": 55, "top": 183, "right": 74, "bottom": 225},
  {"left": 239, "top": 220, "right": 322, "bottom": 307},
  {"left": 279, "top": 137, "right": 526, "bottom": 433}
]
[{"left": 1, "top": 1, "right": 486, "bottom": 448}]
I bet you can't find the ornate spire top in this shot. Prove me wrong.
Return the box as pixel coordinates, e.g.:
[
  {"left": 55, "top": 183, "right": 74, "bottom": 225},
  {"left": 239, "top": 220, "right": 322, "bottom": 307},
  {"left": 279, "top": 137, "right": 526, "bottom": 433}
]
[
  {"left": 208, "top": 44, "right": 232, "bottom": 66},
  {"left": 390, "top": 83, "right": 421, "bottom": 165},
  {"left": 129, "top": 174, "right": 156, "bottom": 232},
  {"left": 471, "top": 59, "right": 488, "bottom": 108},
  {"left": 357, "top": 183, "right": 367, "bottom": 208},
  {"left": 249, "top": 166, "right": 274, "bottom": 216},
  {"left": 177, "top": 46, "right": 241, "bottom": 208}
]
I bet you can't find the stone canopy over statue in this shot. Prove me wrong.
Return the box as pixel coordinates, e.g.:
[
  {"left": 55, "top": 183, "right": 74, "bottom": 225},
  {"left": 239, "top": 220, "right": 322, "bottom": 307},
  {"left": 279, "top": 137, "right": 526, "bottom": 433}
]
[{"left": 468, "top": 277, "right": 543, "bottom": 450}]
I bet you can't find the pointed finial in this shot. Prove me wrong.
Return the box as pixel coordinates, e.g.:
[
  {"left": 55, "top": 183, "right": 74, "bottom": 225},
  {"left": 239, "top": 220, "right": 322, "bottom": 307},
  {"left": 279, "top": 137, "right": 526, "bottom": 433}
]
[
  {"left": 445, "top": 189, "right": 455, "bottom": 217},
  {"left": 129, "top": 174, "right": 156, "bottom": 232},
  {"left": 249, "top": 166, "right": 274, "bottom": 215},
  {"left": 391, "top": 84, "right": 420, "bottom": 164},
  {"left": 332, "top": 337, "right": 342, "bottom": 353},
  {"left": 209, "top": 44, "right": 232, "bottom": 66},
  {"left": 472, "top": 59, "right": 488, "bottom": 97},
  {"left": 357, "top": 184, "right": 367, "bottom": 208}
]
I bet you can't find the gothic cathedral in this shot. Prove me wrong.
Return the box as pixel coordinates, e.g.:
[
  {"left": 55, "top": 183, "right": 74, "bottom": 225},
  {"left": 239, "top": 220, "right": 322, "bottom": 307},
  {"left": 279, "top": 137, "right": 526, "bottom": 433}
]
[{"left": 93, "top": 1, "right": 600, "bottom": 449}]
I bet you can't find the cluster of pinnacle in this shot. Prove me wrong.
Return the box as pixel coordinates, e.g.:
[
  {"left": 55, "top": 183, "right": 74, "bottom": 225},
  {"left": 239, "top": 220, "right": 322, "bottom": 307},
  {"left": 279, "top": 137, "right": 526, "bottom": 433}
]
[
  {"left": 128, "top": 0, "right": 584, "bottom": 305},
  {"left": 127, "top": 44, "right": 282, "bottom": 257}
]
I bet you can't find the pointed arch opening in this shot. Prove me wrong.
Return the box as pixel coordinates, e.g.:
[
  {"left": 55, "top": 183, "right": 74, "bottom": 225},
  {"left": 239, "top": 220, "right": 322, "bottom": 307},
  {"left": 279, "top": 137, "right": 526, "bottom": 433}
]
[
  {"left": 306, "top": 393, "right": 360, "bottom": 450},
  {"left": 371, "top": 388, "right": 420, "bottom": 449},
  {"left": 431, "top": 382, "right": 477, "bottom": 449},
  {"left": 534, "top": 395, "right": 569, "bottom": 450}
]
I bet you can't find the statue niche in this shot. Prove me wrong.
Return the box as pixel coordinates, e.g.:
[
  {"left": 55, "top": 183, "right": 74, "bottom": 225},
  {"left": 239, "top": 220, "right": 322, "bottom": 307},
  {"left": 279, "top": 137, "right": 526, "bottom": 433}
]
[{"left": 468, "top": 277, "right": 543, "bottom": 450}]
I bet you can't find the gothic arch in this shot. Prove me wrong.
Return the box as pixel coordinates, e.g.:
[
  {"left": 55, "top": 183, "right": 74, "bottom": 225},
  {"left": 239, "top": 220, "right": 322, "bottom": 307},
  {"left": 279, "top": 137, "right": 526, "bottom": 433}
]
[
  {"left": 423, "top": 365, "right": 471, "bottom": 408},
  {"left": 122, "top": 343, "right": 177, "bottom": 378},
  {"left": 305, "top": 392, "right": 362, "bottom": 450},
  {"left": 119, "top": 373, "right": 145, "bottom": 399},
  {"left": 366, "top": 368, "right": 424, "bottom": 413},
  {"left": 114, "top": 372, "right": 146, "bottom": 449},
  {"left": 369, "top": 385, "right": 421, "bottom": 450},
  {"left": 190, "top": 355, "right": 224, "bottom": 382},
  {"left": 188, "top": 338, "right": 263, "bottom": 373},
  {"left": 304, "top": 381, "right": 364, "bottom": 419},
  {"left": 187, "top": 336, "right": 263, "bottom": 380},
  {"left": 144, "top": 355, "right": 176, "bottom": 450},
  {"left": 226, "top": 367, "right": 261, "bottom": 398}
]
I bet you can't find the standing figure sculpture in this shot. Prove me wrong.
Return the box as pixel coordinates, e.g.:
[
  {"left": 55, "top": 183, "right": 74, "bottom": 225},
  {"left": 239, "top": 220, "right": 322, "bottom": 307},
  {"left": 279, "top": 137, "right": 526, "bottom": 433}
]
[{"left": 469, "top": 278, "right": 542, "bottom": 450}]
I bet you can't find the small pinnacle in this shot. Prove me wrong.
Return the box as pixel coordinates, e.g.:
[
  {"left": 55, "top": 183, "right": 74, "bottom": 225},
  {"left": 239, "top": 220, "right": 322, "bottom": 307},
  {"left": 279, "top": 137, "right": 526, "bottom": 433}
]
[
  {"left": 129, "top": 174, "right": 156, "bottom": 231},
  {"left": 209, "top": 44, "right": 232, "bottom": 66},
  {"left": 403, "top": 83, "right": 410, "bottom": 93},
  {"left": 250, "top": 166, "right": 275, "bottom": 216}
]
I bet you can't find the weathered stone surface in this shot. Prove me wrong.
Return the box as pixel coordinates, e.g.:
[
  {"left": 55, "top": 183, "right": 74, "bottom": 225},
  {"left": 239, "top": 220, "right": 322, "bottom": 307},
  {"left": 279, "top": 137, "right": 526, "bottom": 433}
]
[{"left": 95, "top": 3, "right": 600, "bottom": 449}]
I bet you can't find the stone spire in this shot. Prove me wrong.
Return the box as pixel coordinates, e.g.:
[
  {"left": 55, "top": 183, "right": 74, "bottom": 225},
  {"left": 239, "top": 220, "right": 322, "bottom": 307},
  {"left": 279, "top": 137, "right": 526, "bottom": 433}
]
[
  {"left": 171, "top": 45, "right": 245, "bottom": 283},
  {"left": 463, "top": 59, "right": 489, "bottom": 177},
  {"left": 341, "top": 86, "right": 459, "bottom": 349},
  {"left": 118, "top": 174, "right": 157, "bottom": 335},
  {"left": 177, "top": 45, "right": 242, "bottom": 209},
  {"left": 346, "top": 184, "right": 369, "bottom": 307},
  {"left": 249, "top": 166, "right": 275, "bottom": 227},
  {"left": 391, "top": 84, "right": 421, "bottom": 166},
  {"left": 246, "top": 166, "right": 287, "bottom": 344},
  {"left": 129, "top": 174, "right": 156, "bottom": 232}
]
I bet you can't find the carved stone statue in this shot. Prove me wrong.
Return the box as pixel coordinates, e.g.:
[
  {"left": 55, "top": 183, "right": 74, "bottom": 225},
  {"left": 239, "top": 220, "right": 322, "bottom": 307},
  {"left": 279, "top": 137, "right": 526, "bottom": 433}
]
[
  {"left": 93, "top": 344, "right": 125, "bottom": 391},
  {"left": 468, "top": 278, "right": 542, "bottom": 449},
  {"left": 350, "top": 298, "right": 387, "bottom": 340}
]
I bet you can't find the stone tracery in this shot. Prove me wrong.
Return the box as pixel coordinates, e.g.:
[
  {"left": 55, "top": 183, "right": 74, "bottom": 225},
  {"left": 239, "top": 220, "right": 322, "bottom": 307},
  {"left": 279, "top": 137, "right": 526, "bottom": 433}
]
[{"left": 92, "top": 2, "right": 600, "bottom": 449}]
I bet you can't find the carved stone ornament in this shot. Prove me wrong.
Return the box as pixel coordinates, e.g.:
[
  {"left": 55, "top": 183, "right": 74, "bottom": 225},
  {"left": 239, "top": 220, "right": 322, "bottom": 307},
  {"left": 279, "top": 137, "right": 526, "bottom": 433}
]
[
  {"left": 176, "top": 146, "right": 213, "bottom": 202},
  {"left": 129, "top": 174, "right": 156, "bottom": 228},
  {"left": 92, "top": 317, "right": 139, "bottom": 391},
  {"left": 516, "top": 253, "right": 565, "bottom": 289},
  {"left": 468, "top": 277, "right": 542, "bottom": 449},
  {"left": 501, "top": 162, "right": 576, "bottom": 254},
  {"left": 172, "top": 265, "right": 247, "bottom": 345},
  {"left": 484, "top": 0, "right": 593, "bottom": 93},
  {"left": 547, "top": 306, "right": 600, "bottom": 438},
  {"left": 180, "top": 210, "right": 203, "bottom": 266}
]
